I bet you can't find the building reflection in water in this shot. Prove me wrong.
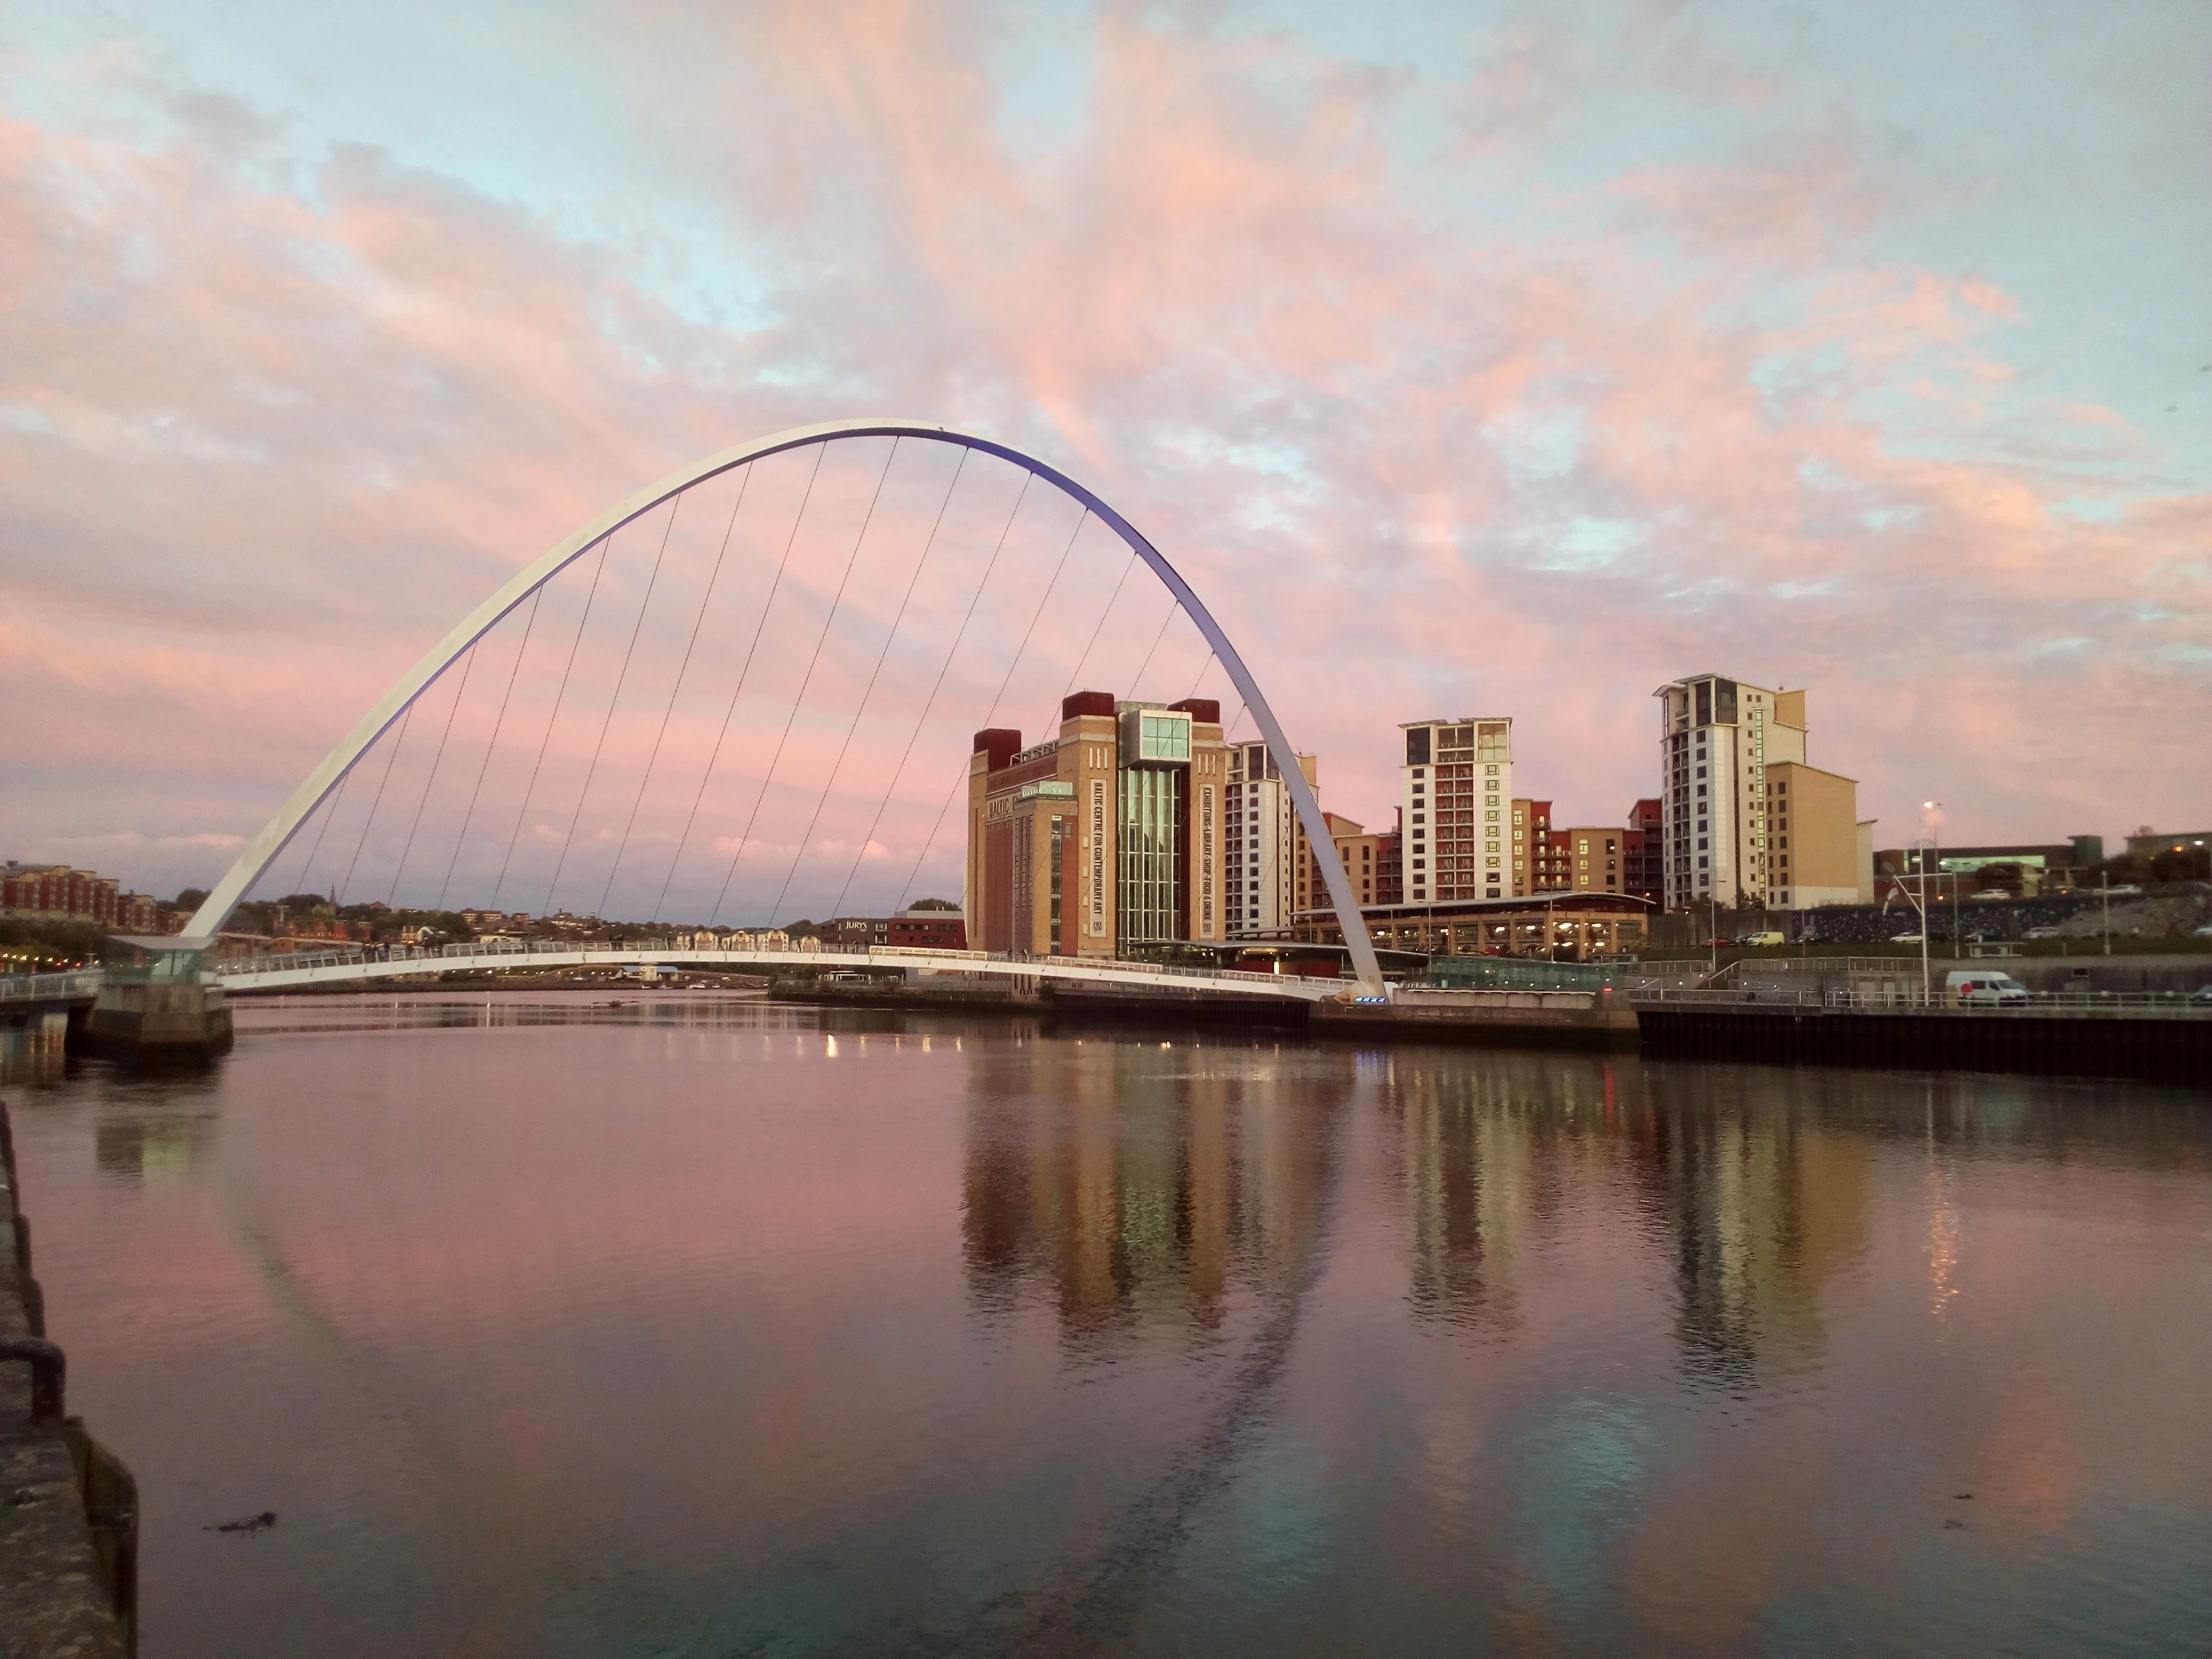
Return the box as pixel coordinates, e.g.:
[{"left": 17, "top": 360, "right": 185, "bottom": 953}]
[
  {"left": 1389, "top": 1054, "right": 1558, "bottom": 1332},
  {"left": 1381, "top": 1050, "right": 1876, "bottom": 1384},
  {"left": 1629, "top": 1069, "right": 1877, "bottom": 1386},
  {"left": 961, "top": 1033, "right": 1352, "bottom": 1351},
  {"left": 95, "top": 1112, "right": 215, "bottom": 1184}
]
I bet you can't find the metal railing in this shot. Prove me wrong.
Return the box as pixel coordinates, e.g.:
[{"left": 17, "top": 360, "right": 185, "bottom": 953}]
[
  {"left": 206, "top": 940, "right": 1339, "bottom": 997},
  {"left": 1633, "top": 985, "right": 2212, "bottom": 1017},
  {"left": 0, "top": 970, "right": 103, "bottom": 1003}
]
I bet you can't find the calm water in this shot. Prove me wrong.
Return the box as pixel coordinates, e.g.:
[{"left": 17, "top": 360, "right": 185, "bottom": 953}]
[{"left": 5, "top": 993, "right": 2210, "bottom": 1657}]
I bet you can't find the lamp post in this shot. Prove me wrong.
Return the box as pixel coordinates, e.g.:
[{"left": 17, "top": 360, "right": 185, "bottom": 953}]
[{"left": 1919, "top": 802, "right": 1941, "bottom": 997}]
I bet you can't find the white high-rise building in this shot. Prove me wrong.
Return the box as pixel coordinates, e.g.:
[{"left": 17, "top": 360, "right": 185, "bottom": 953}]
[
  {"left": 1652, "top": 675, "right": 1866, "bottom": 910},
  {"left": 1224, "top": 743, "right": 1315, "bottom": 936},
  {"left": 1399, "top": 718, "right": 1513, "bottom": 904}
]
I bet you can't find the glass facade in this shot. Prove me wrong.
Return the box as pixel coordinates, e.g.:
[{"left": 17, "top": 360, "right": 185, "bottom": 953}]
[
  {"left": 1118, "top": 765, "right": 1187, "bottom": 943},
  {"left": 1122, "top": 709, "right": 1192, "bottom": 761},
  {"left": 1049, "top": 815, "right": 1067, "bottom": 952}
]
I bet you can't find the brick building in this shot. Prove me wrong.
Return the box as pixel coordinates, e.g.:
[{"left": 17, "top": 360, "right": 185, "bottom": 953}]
[{"left": 1, "top": 864, "right": 158, "bottom": 932}]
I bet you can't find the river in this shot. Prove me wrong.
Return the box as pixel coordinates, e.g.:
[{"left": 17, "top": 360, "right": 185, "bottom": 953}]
[{"left": 4, "top": 991, "right": 2208, "bottom": 1657}]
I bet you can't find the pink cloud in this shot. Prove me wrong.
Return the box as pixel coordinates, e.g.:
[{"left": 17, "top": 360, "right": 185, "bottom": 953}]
[{"left": 1, "top": 10, "right": 2205, "bottom": 910}]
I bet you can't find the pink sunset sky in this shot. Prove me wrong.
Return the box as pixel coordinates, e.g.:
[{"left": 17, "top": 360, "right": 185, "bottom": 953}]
[{"left": 3, "top": 0, "right": 2208, "bottom": 918}]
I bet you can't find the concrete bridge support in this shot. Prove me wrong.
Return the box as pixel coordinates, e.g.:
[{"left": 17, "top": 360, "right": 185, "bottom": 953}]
[{"left": 89, "top": 940, "right": 232, "bottom": 1059}]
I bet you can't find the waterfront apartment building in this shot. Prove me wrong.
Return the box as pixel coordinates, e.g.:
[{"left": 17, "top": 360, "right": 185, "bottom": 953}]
[
  {"left": 1652, "top": 677, "right": 1870, "bottom": 910},
  {"left": 1552, "top": 827, "right": 1627, "bottom": 894},
  {"left": 1623, "top": 800, "right": 1663, "bottom": 906},
  {"left": 1314, "top": 813, "right": 1403, "bottom": 913},
  {"left": 1, "top": 863, "right": 158, "bottom": 932},
  {"left": 1508, "top": 800, "right": 1560, "bottom": 894},
  {"left": 1501, "top": 801, "right": 1659, "bottom": 901},
  {"left": 1225, "top": 742, "right": 1318, "bottom": 937},
  {"left": 966, "top": 692, "right": 1230, "bottom": 956},
  {"left": 1401, "top": 718, "right": 1513, "bottom": 903}
]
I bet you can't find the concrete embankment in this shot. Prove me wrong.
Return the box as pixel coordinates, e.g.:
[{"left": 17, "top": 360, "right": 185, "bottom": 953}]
[
  {"left": 1312, "top": 987, "right": 1639, "bottom": 1049},
  {"left": 1638, "top": 1004, "right": 2212, "bottom": 1083},
  {"left": 1, "top": 1100, "right": 136, "bottom": 1657}
]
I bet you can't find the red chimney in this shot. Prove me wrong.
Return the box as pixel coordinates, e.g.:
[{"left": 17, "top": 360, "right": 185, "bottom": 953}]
[
  {"left": 1060, "top": 691, "right": 1117, "bottom": 720},
  {"left": 1167, "top": 698, "right": 1221, "bottom": 724},
  {"left": 972, "top": 728, "right": 1023, "bottom": 770}
]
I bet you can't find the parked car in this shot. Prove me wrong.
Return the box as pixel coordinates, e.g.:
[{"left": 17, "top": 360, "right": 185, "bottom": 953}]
[
  {"left": 1735, "top": 931, "right": 1786, "bottom": 947},
  {"left": 2023, "top": 925, "right": 2063, "bottom": 940},
  {"left": 1889, "top": 931, "right": 1924, "bottom": 943},
  {"left": 1969, "top": 890, "right": 2011, "bottom": 901},
  {"left": 2193, "top": 924, "right": 2212, "bottom": 937},
  {"left": 2106, "top": 883, "right": 2144, "bottom": 895},
  {"left": 1946, "top": 970, "right": 2030, "bottom": 1007},
  {"left": 2192, "top": 985, "right": 2212, "bottom": 1004}
]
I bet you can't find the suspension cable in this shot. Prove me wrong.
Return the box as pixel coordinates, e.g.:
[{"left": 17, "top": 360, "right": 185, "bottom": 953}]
[
  {"left": 894, "top": 506, "right": 1093, "bottom": 913},
  {"left": 336, "top": 701, "right": 415, "bottom": 907},
  {"left": 542, "top": 494, "right": 683, "bottom": 916},
  {"left": 283, "top": 765, "right": 353, "bottom": 903},
  {"left": 824, "top": 466, "right": 1030, "bottom": 920},
  {"left": 388, "top": 640, "right": 479, "bottom": 907},
  {"left": 492, "top": 537, "right": 610, "bottom": 908},
  {"left": 1127, "top": 596, "right": 1181, "bottom": 695},
  {"left": 437, "top": 587, "right": 543, "bottom": 911},
  {"left": 769, "top": 448, "right": 967, "bottom": 925},
  {"left": 710, "top": 438, "right": 900, "bottom": 925},
  {"left": 1060, "top": 545, "right": 1138, "bottom": 699},
  {"left": 651, "top": 444, "right": 826, "bottom": 923},
  {"left": 606, "top": 464, "right": 755, "bottom": 922},
  {"left": 1185, "top": 649, "right": 1218, "bottom": 700}
]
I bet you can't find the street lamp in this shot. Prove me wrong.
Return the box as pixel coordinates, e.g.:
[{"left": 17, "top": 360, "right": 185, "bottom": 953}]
[{"left": 1920, "top": 802, "right": 1941, "bottom": 996}]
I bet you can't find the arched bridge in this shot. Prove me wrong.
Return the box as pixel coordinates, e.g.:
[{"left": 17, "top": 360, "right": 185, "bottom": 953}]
[
  {"left": 212, "top": 941, "right": 1357, "bottom": 1000},
  {"left": 184, "top": 419, "right": 1385, "bottom": 998}
]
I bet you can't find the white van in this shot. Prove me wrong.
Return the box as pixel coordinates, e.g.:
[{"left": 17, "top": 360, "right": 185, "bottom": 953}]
[{"left": 1945, "top": 970, "right": 2029, "bottom": 1007}]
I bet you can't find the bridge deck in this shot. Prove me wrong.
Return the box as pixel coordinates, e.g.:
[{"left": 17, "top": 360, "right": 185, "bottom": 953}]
[{"left": 209, "top": 944, "right": 1351, "bottom": 1002}]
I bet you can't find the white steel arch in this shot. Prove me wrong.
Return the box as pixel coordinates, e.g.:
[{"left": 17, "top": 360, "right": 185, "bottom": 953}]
[{"left": 186, "top": 419, "right": 1385, "bottom": 993}]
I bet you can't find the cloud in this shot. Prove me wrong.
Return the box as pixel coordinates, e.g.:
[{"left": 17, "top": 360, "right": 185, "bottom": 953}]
[{"left": 1, "top": 4, "right": 2205, "bottom": 909}]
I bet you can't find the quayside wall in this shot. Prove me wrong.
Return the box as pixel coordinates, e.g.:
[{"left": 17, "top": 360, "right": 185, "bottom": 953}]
[
  {"left": 1639, "top": 1007, "right": 2211, "bottom": 1084},
  {"left": 1, "top": 1099, "right": 138, "bottom": 1656}
]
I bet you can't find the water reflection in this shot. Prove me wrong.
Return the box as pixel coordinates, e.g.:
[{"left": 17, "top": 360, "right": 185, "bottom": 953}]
[
  {"left": 963, "top": 1035, "right": 1349, "bottom": 1348},
  {"left": 94, "top": 1112, "right": 215, "bottom": 1184},
  {"left": 7, "top": 999, "right": 2208, "bottom": 1657}
]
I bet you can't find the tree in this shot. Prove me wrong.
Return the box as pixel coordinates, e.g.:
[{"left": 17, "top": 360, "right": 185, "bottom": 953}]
[
  {"left": 174, "top": 888, "right": 208, "bottom": 910},
  {"left": 906, "top": 897, "right": 960, "bottom": 911}
]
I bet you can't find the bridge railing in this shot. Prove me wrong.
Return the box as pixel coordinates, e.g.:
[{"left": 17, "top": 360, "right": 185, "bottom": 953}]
[
  {"left": 0, "top": 970, "right": 104, "bottom": 1003},
  {"left": 207, "top": 938, "right": 1339, "bottom": 996}
]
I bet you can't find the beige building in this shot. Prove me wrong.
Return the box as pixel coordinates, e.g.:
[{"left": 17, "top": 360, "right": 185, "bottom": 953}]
[
  {"left": 1555, "top": 826, "right": 1626, "bottom": 894},
  {"left": 1400, "top": 717, "right": 1514, "bottom": 903},
  {"left": 966, "top": 692, "right": 1231, "bottom": 956},
  {"left": 1319, "top": 813, "right": 1389, "bottom": 912},
  {"left": 1224, "top": 742, "right": 1317, "bottom": 937},
  {"left": 1652, "top": 676, "right": 1870, "bottom": 909}
]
